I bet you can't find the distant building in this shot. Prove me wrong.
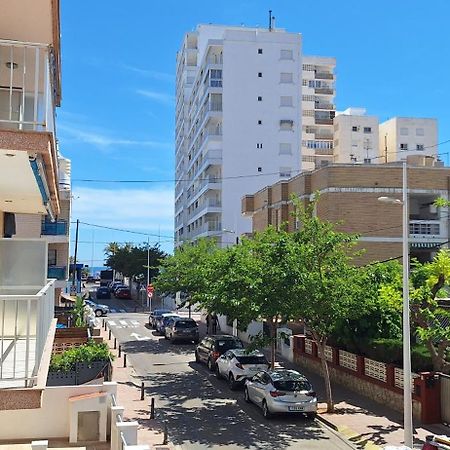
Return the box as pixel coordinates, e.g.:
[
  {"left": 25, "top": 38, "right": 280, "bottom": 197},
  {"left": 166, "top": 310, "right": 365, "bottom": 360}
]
[{"left": 242, "top": 156, "right": 448, "bottom": 265}]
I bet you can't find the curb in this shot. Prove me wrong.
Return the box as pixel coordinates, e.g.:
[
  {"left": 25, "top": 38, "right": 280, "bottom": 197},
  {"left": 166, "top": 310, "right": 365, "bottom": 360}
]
[{"left": 316, "top": 412, "right": 339, "bottom": 431}]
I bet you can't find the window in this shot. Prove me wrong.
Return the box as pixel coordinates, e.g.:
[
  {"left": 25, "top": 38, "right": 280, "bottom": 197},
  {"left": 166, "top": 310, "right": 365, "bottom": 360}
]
[
  {"left": 280, "top": 72, "right": 293, "bottom": 83},
  {"left": 257, "top": 96, "right": 262, "bottom": 101},
  {"left": 280, "top": 49, "right": 293, "bottom": 60},
  {"left": 280, "top": 119, "right": 294, "bottom": 130},
  {"left": 256, "top": 143, "right": 263, "bottom": 149},
  {"left": 258, "top": 72, "right": 262, "bottom": 78},
  {"left": 257, "top": 167, "right": 262, "bottom": 172},
  {"left": 48, "top": 249, "right": 57, "bottom": 266},
  {"left": 400, "top": 143, "right": 408, "bottom": 151},
  {"left": 352, "top": 126, "right": 358, "bottom": 132},
  {"left": 416, "top": 144, "right": 424, "bottom": 151},
  {"left": 280, "top": 167, "right": 292, "bottom": 177},
  {"left": 279, "top": 143, "right": 292, "bottom": 155},
  {"left": 257, "top": 120, "right": 262, "bottom": 125},
  {"left": 400, "top": 127, "right": 409, "bottom": 136},
  {"left": 416, "top": 128, "right": 425, "bottom": 136},
  {"left": 258, "top": 48, "right": 263, "bottom": 54},
  {"left": 280, "top": 96, "right": 293, "bottom": 107},
  {"left": 363, "top": 127, "right": 372, "bottom": 133}
]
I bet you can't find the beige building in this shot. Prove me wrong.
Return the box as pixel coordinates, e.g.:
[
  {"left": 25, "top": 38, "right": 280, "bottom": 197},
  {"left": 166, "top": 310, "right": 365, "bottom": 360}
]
[
  {"left": 380, "top": 117, "right": 438, "bottom": 163},
  {"left": 242, "top": 156, "right": 448, "bottom": 265},
  {"left": 301, "top": 56, "right": 336, "bottom": 171},
  {"left": 333, "top": 108, "right": 379, "bottom": 164}
]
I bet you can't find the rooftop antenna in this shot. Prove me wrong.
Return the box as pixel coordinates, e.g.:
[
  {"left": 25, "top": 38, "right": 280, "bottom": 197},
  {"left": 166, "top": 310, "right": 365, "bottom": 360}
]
[{"left": 268, "top": 10, "right": 273, "bottom": 31}]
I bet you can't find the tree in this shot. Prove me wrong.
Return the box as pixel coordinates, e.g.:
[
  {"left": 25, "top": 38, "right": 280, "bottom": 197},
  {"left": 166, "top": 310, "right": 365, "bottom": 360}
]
[
  {"left": 381, "top": 250, "right": 450, "bottom": 373},
  {"left": 105, "top": 242, "right": 166, "bottom": 283},
  {"left": 290, "top": 195, "right": 364, "bottom": 412},
  {"left": 203, "top": 227, "right": 298, "bottom": 368}
]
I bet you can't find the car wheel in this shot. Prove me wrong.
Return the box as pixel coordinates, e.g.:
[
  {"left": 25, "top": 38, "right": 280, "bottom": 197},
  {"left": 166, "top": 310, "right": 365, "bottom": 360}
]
[
  {"left": 262, "top": 400, "right": 272, "bottom": 419},
  {"left": 207, "top": 358, "right": 214, "bottom": 372},
  {"left": 244, "top": 387, "right": 251, "bottom": 403},
  {"left": 228, "top": 373, "right": 237, "bottom": 390},
  {"left": 215, "top": 365, "right": 222, "bottom": 379},
  {"left": 95, "top": 310, "right": 102, "bottom": 317},
  {"left": 195, "top": 351, "right": 201, "bottom": 364}
]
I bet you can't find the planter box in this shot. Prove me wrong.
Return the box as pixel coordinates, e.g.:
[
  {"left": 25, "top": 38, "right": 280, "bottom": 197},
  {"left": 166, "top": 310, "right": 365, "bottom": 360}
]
[{"left": 47, "top": 359, "right": 111, "bottom": 386}]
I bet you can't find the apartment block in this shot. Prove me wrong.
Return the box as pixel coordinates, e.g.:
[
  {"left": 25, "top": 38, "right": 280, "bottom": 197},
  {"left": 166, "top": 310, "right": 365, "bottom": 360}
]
[
  {"left": 242, "top": 156, "right": 448, "bottom": 265},
  {"left": 175, "top": 24, "right": 303, "bottom": 246},
  {"left": 333, "top": 108, "right": 379, "bottom": 164},
  {"left": 380, "top": 117, "right": 438, "bottom": 162},
  {"left": 301, "top": 56, "right": 336, "bottom": 171}
]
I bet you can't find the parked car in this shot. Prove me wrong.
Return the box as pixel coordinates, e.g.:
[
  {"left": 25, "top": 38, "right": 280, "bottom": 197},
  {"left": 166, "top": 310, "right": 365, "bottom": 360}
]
[
  {"left": 85, "top": 299, "right": 109, "bottom": 317},
  {"left": 165, "top": 317, "right": 199, "bottom": 344},
  {"left": 112, "top": 284, "right": 128, "bottom": 294},
  {"left": 216, "top": 349, "right": 269, "bottom": 390},
  {"left": 244, "top": 369, "right": 317, "bottom": 419},
  {"left": 156, "top": 313, "right": 181, "bottom": 335},
  {"left": 148, "top": 309, "right": 173, "bottom": 328},
  {"left": 115, "top": 287, "right": 131, "bottom": 299},
  {"left": 109, "top": 281, "right": 123, "bottom": 293},
  {"left": 195, "top": 335, "right": 244, "bottom": 371},
  {"left": 96, "top": 286, "right": 111, "bottom": 300}
]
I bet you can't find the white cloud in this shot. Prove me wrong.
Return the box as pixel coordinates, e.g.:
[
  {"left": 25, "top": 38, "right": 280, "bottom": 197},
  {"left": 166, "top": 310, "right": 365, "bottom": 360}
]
[
  {"left": 122, "top": 65, "right": 174, "bottom": 82},
  {"left": 136, "top": 89, "right": 174, "bottom": 106},
  {"left": 72, "top": 186, "right": 174, "bottom": 236},
  {"left": 58, "top": 124, "right": 172, "bottom": 150}
]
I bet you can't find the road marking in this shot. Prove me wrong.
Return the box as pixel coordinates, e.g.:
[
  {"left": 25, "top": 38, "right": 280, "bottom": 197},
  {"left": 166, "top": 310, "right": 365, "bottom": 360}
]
[
  {"left": 130, "top": 332, "right": 151, "bottom": 341},
  {"left": 119, "top": 309, "right": 126, "bottom": 313},
  {"left": 107, "top": 320, "right": 116, "bottom": 326},
  {"left": 119, "top": 320, "right": 128, "bottom": 326},
  {"left": 109, "top": 309, "right": 117, "bottom": 313},
  {"left": 130, "top": 320, "right": 140, "bottom": 325}
]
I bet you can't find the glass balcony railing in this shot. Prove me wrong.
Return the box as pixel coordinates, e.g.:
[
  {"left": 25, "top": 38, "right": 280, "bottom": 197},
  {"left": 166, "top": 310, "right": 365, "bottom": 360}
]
[
  {"left": 47, "top": 266, "right": 67, "bottom": 280},
  {"left": 41, "top": 220, "right": 67, "bottom": 235}
]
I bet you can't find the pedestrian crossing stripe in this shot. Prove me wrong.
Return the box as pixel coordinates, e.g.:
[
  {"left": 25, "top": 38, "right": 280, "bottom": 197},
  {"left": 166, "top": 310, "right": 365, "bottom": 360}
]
[
  {"left": 119, "top": 309, "right": 126, "bottom": 312},
  {"left": 110, "top": 309, "right": 117, "bottom": 313}
]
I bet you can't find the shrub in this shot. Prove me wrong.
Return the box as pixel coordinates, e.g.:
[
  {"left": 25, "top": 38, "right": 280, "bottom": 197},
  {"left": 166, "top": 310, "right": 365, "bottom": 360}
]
[{"left": 50, "top": 340, "right": 113, "bottom": 372}]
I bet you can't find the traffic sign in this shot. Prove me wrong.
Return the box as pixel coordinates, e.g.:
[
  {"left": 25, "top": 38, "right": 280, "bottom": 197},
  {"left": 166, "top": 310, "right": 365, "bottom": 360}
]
[
  {"left": 147, "top": 292, "right": 153, "bottom": 299},
  {"left": 147, "top": 284, "right": 154, "bottom": 295}
]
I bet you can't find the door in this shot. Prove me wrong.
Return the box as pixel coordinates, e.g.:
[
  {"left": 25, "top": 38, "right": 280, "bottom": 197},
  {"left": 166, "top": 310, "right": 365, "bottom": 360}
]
[{"left": 77, "top": 411, "right": 99, "bottom": 441}]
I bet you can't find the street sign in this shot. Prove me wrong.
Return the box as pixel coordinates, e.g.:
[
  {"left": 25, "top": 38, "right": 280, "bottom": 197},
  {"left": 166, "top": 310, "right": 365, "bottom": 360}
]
[
  {"left": 147, "top": 284, "right": 154, "bottom": 295},
  {"left": 147, "top": 292, "right": 153, "bottom": 299}
]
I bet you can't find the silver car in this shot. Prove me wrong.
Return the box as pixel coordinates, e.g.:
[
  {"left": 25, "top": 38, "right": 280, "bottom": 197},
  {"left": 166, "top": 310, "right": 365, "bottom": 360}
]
[{"left": 244, "top": 369, "right": 317, "bottom": 419}]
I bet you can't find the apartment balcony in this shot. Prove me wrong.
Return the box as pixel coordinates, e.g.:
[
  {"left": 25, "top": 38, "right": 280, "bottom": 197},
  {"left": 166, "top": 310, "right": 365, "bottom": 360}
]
[
  {"left": 194, "top": 221, "right": 222, "bottom": 237},
  {"left": 193, "top": 150, "right": 222, "bottom": 178},
  {"left": 409, "top": 220, "right": 443, "bottom": 239},
  {"left": 0, "top": 39, "right": 60, "bottom": 217},
  {"left": 316, "top": 103, "right": 335, "bottom": 110},
  {"left": 41, "top": 220, "right": 67, "bottom": 236},
  {"left": 314, "top": 130, "right": 334, "bottom": 139},
  {"left": 47, "top": 266, "right": 67, "bottom": 280},
  {"left": 315, "top": 88, "right": 334, "bottom": 95},
  {"left": 315, "top": 72, "right": 334, "bottom": 80},
  {"left": 315, "top": 118, "right": 334, "bottom": 125}
]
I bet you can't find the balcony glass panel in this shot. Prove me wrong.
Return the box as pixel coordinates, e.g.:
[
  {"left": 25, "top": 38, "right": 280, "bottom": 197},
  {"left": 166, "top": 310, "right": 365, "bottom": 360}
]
[
  {"left": 41, "top": 220, "right": 67, "bottom": 235},
  {"left": 47, "top": 266, "right": 66, "bottom": 280}
]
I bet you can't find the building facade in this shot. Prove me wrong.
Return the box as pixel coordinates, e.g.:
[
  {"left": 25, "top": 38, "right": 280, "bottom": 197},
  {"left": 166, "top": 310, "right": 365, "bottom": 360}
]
[
  {"left": 301, "top": 56, "right": 336, "bottom": 171},
  {"left": 175, "top": 24, "right": 305, "bottom": 246},
  {"left": 242, "top": 157, "right": 448, "bottom": 265}
]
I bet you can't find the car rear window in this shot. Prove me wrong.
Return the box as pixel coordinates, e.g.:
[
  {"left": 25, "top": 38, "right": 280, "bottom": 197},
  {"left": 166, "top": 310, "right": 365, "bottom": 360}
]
[
  {"left": 174, "top": 320, "right": 197, "bottom": 328},
  {"left": 216, "top": 340, "right": 243, "bottom": 350},
  {"left": 273, "top": 380, "right": 311, "bottom": 392},
  {"left": 236, "top": 355, "right": 267, "bottom": 365}
]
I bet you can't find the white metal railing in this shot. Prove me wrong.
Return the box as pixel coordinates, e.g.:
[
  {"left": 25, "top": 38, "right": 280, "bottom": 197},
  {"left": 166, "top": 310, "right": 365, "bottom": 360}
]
[
  {"left": 0, "top": 39, "right": 56, "bottom": 133},
  {"left": 0, "top": 279, "right": 55, "bottom": 387},
  {"left": 409, "top": 220, "right": 441, "bottom": 237}
]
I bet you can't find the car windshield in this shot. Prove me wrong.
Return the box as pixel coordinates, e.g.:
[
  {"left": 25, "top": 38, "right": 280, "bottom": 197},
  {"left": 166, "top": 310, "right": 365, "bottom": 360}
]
[
  {"left": 174, "top": 320, "right": 197, "bottom": 328},
  {"left": 216, "top": 340, "right": 243, "bottom": 350},
  {"left": 273, "top": 379, "right": 311, "bottom": 392},
  {"left": 155, "top": 310, "right": 172, "bottom": 317},
  {"left": 163, "top": 316, "right": 179, "bottom": 324},
  {"left": 236, "top": 355, "right": 267, "bottom": 365}
]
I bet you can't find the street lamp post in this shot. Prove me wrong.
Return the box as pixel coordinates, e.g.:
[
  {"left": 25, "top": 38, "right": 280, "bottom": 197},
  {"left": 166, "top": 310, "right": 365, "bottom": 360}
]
[{"left": 378, "top": 161, "right": 413, "bottom": 448}]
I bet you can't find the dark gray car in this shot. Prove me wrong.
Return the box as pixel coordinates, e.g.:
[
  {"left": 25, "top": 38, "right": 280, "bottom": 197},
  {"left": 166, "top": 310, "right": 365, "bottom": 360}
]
[{"left": 165, "top": 317, "right": 199, "bottom": 344}]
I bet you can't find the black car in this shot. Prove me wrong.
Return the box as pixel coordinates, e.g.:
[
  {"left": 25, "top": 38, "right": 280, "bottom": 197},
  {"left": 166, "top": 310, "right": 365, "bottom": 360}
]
[
  {"left": 149, "top": 309, "right": 173, "bottom": 328},
  {"left": 96, "top": 286, "right": 111, "bottom": 300},
  {"left": 195, "top": 335, "right": 244, "bottom": 371},
  {"left": 165, "top": 317, "right": 199, "bottom": 344}
]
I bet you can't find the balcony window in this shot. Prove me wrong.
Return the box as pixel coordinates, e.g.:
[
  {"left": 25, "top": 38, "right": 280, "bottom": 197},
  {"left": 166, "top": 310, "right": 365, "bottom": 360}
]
[
  {"left": 400, "top": 143, "right": 408, "bottom": 151},
  {"left": 280, "top": 49, "right": 293, "bottom": 60},
  {"left": 280, "top": 96, "right": 293, "bottom": 107},
  {"left": 400, "top": 127, "right": 409, "bottom": 136},
  {"left": 416, "top": 128, "right": 425, "bottom": 136},
  {"left": 279, "top": 167, "right": 292, "bottom": 177},
  {"left": 279, "top": 143, "right": 292, "bottom": 155},
  {"left": 363, "top": 127, "right": 372, "bottom": 133},
  {"left": 280, "top": 72, "right": 293, "bottom": 83},
  {"left": 41, "top": 220, "right": 68, "bottom": 235},
  {"left": 48, "top": 249, "right": 57, "bottom": 266},
  {"left": 280, "top": 119, "right": 294, "bottom": 130}
]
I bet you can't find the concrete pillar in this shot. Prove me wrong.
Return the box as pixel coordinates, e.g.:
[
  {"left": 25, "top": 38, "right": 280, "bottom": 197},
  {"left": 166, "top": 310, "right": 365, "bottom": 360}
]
[
  {"left": 117, "top": 421, "right": 139, "bottom": 446},
  {"left": 110, "top": 406, "right": 125, "bottom": 450},
  {"left": 31, "top": 441, "right": 48, "bottom": 450}
]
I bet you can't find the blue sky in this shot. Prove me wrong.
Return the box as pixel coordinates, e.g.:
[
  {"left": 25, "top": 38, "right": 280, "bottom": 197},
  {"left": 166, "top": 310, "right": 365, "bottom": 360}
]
[{"left": 59, "top": 0, "right": 450, "bottom": 266}]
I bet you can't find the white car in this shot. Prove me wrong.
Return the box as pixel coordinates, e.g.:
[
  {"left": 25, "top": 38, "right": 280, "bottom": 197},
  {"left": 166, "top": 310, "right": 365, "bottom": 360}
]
[
  {"left": 244, "top": 369, "right": 317, "bottom": 419},
  {"left": 215, "top": 349, "right": 269, "bottom": 390}
]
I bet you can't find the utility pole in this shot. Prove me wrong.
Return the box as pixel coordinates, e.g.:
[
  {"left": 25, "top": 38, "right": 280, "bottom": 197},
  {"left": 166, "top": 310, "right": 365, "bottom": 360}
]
[
  {"left": 72, "top": 219, "right": 79, "bottom": 292},
  {"left": 384, "top": 134, "right": 388, "bottom": 163},
  {"left": 146, "top": 236, "right": 150, "bottom": 311}
]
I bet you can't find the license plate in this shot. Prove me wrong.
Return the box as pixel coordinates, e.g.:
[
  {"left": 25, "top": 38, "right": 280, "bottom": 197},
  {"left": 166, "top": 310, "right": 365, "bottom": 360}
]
[{"left": 288, "top": 406, "right": 304, "bottom": 411}]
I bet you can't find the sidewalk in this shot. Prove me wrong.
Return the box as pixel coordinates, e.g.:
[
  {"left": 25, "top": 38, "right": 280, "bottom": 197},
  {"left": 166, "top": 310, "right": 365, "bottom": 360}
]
[
  {"left": 98, "top": 322, "right": 174, "bottom": 449},
  {"left": 270, "top": 348, "right": 450, "bottom": 449}
]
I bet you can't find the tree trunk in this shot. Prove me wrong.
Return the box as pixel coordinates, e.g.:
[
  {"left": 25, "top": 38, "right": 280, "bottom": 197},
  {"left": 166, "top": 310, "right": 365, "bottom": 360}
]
[
  {"left": 316, "top": 338, "right": 334, "bottom": 413},
  {"left": 425, "top": 338, "right": 445, "bottom": 372},
  {"left": 270, "top": 319, "right": 276, "bottom": 369}
]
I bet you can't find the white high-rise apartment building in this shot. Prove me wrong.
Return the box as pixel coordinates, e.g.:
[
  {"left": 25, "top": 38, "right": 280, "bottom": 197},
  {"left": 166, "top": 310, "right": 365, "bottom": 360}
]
[
  {"left": 301, "top": 56, "right": 336, "bottom": 171},
  {"left": 333, "top": 108, "right": 380, "bottom": 164},
  {"left": 175, "top": 24, "right": 302, "bottom": 246},
  {"left": 379, "top": 117, "right": 438, "bottom": 163}
]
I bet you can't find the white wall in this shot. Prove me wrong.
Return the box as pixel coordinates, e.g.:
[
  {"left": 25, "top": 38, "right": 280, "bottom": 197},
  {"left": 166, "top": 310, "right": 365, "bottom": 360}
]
[{"left": 0, "top": 383, "right": 117, "bottom": 441}]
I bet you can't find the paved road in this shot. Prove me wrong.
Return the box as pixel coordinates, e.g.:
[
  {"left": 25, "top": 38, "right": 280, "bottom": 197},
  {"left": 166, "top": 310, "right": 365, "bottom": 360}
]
[{"left": 106, "top": 313, "right": 355, "bottom": 450}]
